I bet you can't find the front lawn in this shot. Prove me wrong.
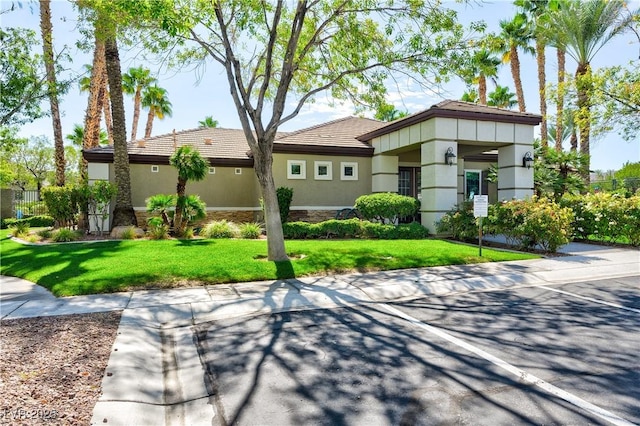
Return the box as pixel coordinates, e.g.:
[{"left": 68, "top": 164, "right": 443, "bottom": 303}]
[{"left": 0, "top": 231, "right": 537, "bottom": 296}]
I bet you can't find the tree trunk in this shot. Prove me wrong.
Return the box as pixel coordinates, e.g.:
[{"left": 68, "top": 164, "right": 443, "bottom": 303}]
[
  {"left": 555, "top": 47, "right": 565, "bottom": 152},
  {"left": 575, "top": 62, "right": 591, "bottom": 183},
  {"left": 174, "top": 178, "right": 186, "bottom": 236},
  {"left": 144, "top": 109, "right": 154, "bottom": 138},
  {"left": 510, "top": 44, "right": 526, "bottom": 112},
  {"left": 82, "top": 36, "right": 107, "bottom": 181},
  {"left": 131, "top": 88, "right": 142, "bottom": 141},
  {"left": 39, "top": 0, "right": 65, "bottom": 186},
  {"left": 478, "top": 75, "right": 487, "bottom": 105},
  {"left": 105, "top": 35, "right": 137, "bottom": 227},
  {"left": 102, "top": 71, "right": 114, "bottom": 145},
  {"left": 536, "top": 38, "right": 548, "bottom": 147},
  {"left": 253, "top": 143, "right": 287, "bottom": 261}
]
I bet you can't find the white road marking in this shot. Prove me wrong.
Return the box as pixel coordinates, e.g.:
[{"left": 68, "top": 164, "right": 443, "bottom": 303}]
[
  {"left": 381, "top": 303, "right": 637, "bottom": 426},
  {"left": 539, "top": 286, "right": 640, "bottom": 314}
]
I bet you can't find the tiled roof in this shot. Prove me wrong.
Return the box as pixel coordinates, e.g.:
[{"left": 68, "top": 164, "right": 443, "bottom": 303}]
[
  {"left": 357, "top": 100, "right": 542, "bottom": 141},
  {"left": 84, "top": 117, "right": 383, "bottom": 163}
]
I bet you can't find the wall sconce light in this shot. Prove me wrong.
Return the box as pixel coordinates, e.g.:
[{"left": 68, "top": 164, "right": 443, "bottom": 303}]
[
  {"left": 444, "top": 147, "right": 456, "bottom": 166},
  {"left": 522, "top": 151, "right": 534, "bottom": 169}
]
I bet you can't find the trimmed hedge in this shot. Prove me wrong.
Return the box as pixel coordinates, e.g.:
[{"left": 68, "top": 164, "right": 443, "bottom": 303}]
[
  {"left": 2, "top": 215, "right": 55, "bottom": 229},
  {"left": 282, "top": 218, "right": 428, "bottom": 240},
  {"left": 355, "top": 193, "right": 419, "bottom": 223}
]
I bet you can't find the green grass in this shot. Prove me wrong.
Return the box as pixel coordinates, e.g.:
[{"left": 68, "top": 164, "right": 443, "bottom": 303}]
[{"left": 0, "top": 230, "right": 537, "bottom": 296}]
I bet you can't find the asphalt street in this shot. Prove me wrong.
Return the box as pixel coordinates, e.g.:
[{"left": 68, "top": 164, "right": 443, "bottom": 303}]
[{"left": 195, "top": 276, "right": 640, "bottom": 426}]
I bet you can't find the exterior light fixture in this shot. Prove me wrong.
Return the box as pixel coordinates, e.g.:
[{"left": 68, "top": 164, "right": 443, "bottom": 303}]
[
  {"left": 444, "top": 147, "right": 456, "bottom": 166},
  {"left": 522, "top": 151, "right": 534, "bottom": 169}
]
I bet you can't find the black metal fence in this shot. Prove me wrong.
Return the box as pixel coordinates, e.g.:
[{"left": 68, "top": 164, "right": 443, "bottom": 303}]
[{"left": 12, "top": 190, "right": 48, "bottom": 218}]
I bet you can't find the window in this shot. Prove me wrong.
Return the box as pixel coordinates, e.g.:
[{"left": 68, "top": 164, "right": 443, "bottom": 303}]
[
  {"left": 340, "top": 162, "right": 358, "bottom": 180},
  {"left": 398, "top": 167, "right": 421, "bottom": 199},
  {"left": 209, "top": 167, "right": 216, "bottom": 175},
  {"left": 151, "top": 165, "right": 159, "bottom": 173},
  {"left": 287, "top": 160, "right": 306, "bottom": 179},
  {"left": 235, "top": 168, "right": 242, "bottom": 175},
  {"left": 464, "top": 170, "right": 482, "bottom": 200},
  {"left": 314, "top": 161, "right": 332, "bottom": 180}
]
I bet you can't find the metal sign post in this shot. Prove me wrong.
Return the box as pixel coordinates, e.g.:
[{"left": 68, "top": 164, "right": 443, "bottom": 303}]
[{"left": 473, "top": 195, "right": 489, "bottom": 257}]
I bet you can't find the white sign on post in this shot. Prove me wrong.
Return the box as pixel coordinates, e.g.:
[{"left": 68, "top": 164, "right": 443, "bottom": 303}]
[{"left": 473, "top": 195, "right": 489, "bottom": 218}]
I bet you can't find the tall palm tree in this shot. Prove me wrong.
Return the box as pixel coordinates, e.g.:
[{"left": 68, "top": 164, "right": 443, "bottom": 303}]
[
  {"left": 198, "top": 116, "right": 219, "bottom": 128},
  {"left": 80, "top": 63, "right": 113, "bottom": 145},
  {"left": 469, "top": 49, "right": 501, "bottom": 105},
  {"left": 39, "top": 0, "right": 65, "bottom": 186},
  {"left": 498, "top": 15, "right": 534, "bottom": 112},
  {"left": 517, "top": 0, "right": 551, "bottom": 147},
  {"left": 142, "top": 85, "right": 172, "bottom": 138},
  {"left": 122, "top": 66, "right": 156, "bottom": 141},
  {"left": 487, "top": 85, "right": 518, "bottom": 109},
  {"left": 548, "top": 0, "right": 636, "bottom": 179}
]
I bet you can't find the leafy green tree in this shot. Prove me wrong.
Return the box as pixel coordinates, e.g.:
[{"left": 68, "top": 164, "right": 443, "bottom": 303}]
[
  {"left": 136, "top": 0, "right": 470, "bottom": 260},
  {"left": 169, "top": 146, "right": 208, "bottom": 237},
  {"left": 123, "top": 66, "right": 157, "bottom": 140},
  {"left": 547, "top": 0, "right": 637, "bottom": 179},
  {"left": 0, "top": 27, "right": 48, "bottom": 127},
  {"left": 142, "top": 85, "right": 172, "bottom": 138},
  {"left": 373, "top": 103, "right": 409, "bottom": 122},
  {"left": 12, "top": 136, "right": 55, "bottom": 192},
  {"left": 487, "top": 85, "right": 518, "bottom": 109},
  {"left": 198, "top": 116, "right": 219, "bottom": 128},
  {"left": 461, "top": 89, "right": 479, "bottom": 103}
]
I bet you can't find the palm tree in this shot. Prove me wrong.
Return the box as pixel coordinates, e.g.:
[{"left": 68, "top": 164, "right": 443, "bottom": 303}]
[
  {"left": 487, "top": 85, "right": 518, "bottom": 109},
  {"left": 198, "top": 116, "right": 219, "bottom": 128},
  {"left": 122, "top": 66, "right": 156, "bottom": 140},
  {"left": 79, "top": 63, "right": 113, "bottom": 145},
  {"left": 142, "top": 85, "right": 172, "bottom": 138},
  {"left": 468, "top": 49, "right": 501, "bottom": 105},
  {"left": 169, "top": 146, "right": 208, "bottom": 237},
  {"left": 498, "top": 15, "right": 534, "bottom": 112},
  {"left": 39, "top": 0, "right": 65, "bottom": 186},
  {"left": 548, "top": 0, "right": 636, "bottom": 179},
  {"left": 66, "top": 124, "right": 108, "bottom": 147},
  {"left": 373, "top": 103, "right": 409, "bottom": 122},
  {"left": 517, "top": 0, "right": 551, "bottom": 147}
]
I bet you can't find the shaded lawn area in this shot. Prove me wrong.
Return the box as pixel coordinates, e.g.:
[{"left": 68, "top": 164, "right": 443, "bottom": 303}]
[{"left": 0, "top": 231, "right": 537, "bottom": 296}]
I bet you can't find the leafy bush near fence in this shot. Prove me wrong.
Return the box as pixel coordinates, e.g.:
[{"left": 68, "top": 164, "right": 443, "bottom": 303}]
[
  {"left": 355, "top": 193, "right": 419, "bottom": 223},
  {"left": 276, "top": 187, "right": 294, "bottom": 223},
  {"left": 282, "top": 218, "right": 428, "bottom": 240},
  {"left": 41, "top": 185, "right": 81, "bottom": 228},
  {"left": 561, "top": 193, "right": 640, "bottom": 245},
  {"left": 2, "top": 215, "right": 55, "bottom": 229}
]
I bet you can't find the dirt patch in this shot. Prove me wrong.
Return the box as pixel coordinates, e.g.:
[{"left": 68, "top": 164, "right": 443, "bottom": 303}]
[{"left": 0, "top": 311, "right": 121, "bottom": 425}]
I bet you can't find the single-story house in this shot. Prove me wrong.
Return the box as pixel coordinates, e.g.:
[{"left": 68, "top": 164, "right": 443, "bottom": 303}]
[{"left": 84, "top": 100, "right": 541, "bottom": 233}]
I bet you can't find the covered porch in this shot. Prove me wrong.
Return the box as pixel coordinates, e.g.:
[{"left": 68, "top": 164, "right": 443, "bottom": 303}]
[{"left": 357, "top": 101, "right": 542, "bottom": 233}]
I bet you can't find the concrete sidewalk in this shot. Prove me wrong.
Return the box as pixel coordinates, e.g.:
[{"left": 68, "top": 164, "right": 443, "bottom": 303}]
[{"left": 1, "top": 242, "right": 638, "bottom": 425}]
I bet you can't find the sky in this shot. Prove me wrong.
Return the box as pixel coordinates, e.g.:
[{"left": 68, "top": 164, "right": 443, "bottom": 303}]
[{"left": 4, "top": 0, "right": 640, "bottom": 172}]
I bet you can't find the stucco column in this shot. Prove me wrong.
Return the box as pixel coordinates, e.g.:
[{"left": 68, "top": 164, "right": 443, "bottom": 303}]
[
  {"left": 371, "top": 154, "right": 399, "bottom": 193},
  {"left": 498, "top": 124, "right": 534, "bottom": 201},
  {"left": 420, "top": 140, "right": 458, "bottom": 233}
]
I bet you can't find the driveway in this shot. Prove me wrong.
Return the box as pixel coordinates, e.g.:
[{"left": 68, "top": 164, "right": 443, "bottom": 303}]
[{"left": 195, "top": 276, "right": 639, "bottom": 425}]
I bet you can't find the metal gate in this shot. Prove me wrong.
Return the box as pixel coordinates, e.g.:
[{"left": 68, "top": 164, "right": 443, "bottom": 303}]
[{"left": 12, "top": 190, "right": 47, "bottom": 218}]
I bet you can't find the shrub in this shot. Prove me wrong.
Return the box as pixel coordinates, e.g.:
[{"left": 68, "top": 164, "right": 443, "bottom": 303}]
[
  {"left": 81, "top": 181, "right": 117, "bottom": 235},
  {"left": 355, "top": 193, "right": 419, "bottom": 224},
  {"left": 146, "top": 194, "right": 175, "bottom": 227},
  {"left": 2, "top": 215, "right": 55, "bottom": 229},
  {"left": 120, "top": 226, "right": 137, "bottom": 240},
  {"left": 435, "top": 202, "right": 479, "bottom": 242},
  {"left": 147, "top": 217, "right": 170, "bottom": 240},
  {"left": 239, "top": 222, "right": 262, "bottom": 239},
  {"left": 276, "top": 187, "right": 294, "bottom": 223},
  {"left": 37, "top": 228, "right": 53, "bottom": 239},
  {"left": 282, "top": 219, "right": 428, "bottom": 240},
  {"left": 9, "top": 221, "right": 30, "bottom": 237},
  {"left": 490, "top": 197, "right": 573, "bottom": 252},
  {"left": 52, "top": 228, "right": 81, "bottom": 242},
  {"left": 316, "top": 219, "right": 361, "bottom": 238},
  {"left": 282, "top": 221, "right": 313, "bottom": 239},
  {"left": 202, "top": 220, "right": 239, "bottom": 239},
  {"left": 41, "top": 185, "right": 81, "bottom": 228}
]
